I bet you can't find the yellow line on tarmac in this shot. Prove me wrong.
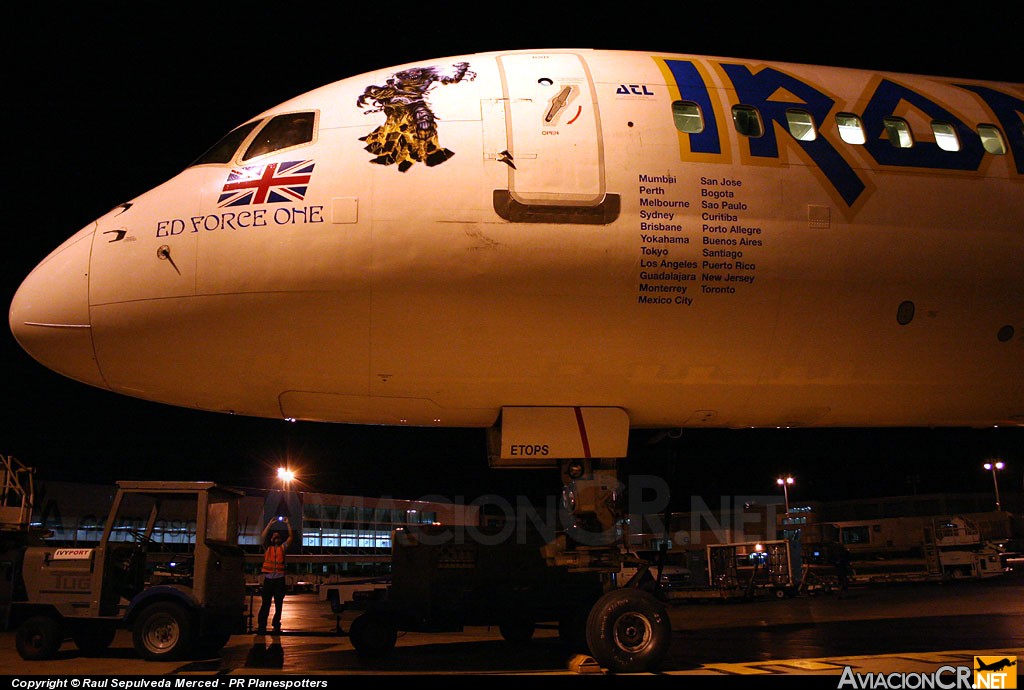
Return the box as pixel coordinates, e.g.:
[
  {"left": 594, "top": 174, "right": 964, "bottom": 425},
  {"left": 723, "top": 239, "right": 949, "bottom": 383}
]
[
  {"left": 686, "top": 649, "right": 1024, "bottom": 677},
  {"left": 773, "top": 660, "right": 846, "bottom": 671},
  {"left": 699, "top": 663, "right": 773, "bottom": 675}
]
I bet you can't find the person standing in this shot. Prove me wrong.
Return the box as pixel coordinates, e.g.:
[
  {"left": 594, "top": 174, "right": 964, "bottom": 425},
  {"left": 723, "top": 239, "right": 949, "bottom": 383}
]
[
  {"left": 833, "top": 543, "right": 852, "bottom": 597},
  {"left": 258, "top": 516, "right": 294, "bottom": 633}
]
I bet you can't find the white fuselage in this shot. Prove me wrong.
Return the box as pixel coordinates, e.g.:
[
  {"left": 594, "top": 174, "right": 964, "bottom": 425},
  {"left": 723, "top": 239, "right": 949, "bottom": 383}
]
[{"left": 10, "top": 50, "right": 1024, "bottom": 433}]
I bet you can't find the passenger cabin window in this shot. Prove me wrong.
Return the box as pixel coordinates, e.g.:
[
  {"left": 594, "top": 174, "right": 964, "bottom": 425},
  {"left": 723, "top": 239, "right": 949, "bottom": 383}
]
[
  {"left": 836, "top": 113, "right": 866, "bottom": 145},
  {"left": 785, "top": 109, "right": 817, "bottom": 141},
  {"left": 931, "top": 122, "right": 960, "bottom": 151},
  {"left": 977, "top": 124, "right": 1007, "bottom": 154},
  {"left": 731, "top": 105, "right": 764, "bottom": 137},
  {"left": 242, "top": 112, "right": 317, "bottom": 161},
  {"left": 883, "top": 117, "right": 914, "bottom": 148},
  {"left": 672, "top": 100, "right": 704, "bottom": 133},
  {"left": 190, "top": 121, "right": 261, "bottom": 166}
]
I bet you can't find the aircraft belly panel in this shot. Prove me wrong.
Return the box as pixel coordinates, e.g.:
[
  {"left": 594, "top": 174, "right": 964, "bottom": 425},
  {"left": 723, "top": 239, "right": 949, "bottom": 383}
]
[
  {"left": 278, "top": 391, "right": 496, "bottom": 427},
  {"left": 91, "top": 292, "right": 370, "bottom": 418},
  {"left": 366, "top": 216, "right": 639, "bottom": 408}
]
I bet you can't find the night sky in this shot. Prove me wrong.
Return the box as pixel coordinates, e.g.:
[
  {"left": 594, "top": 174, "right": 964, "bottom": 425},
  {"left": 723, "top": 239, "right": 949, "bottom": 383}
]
[{"left": 3, "top": 4, "right": 1021, "bottom": 510}]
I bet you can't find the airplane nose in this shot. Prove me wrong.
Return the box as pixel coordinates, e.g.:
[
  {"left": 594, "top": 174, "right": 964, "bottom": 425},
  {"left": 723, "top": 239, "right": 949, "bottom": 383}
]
[{"left": 9, "top": 226, "right": 107, "bottom": 389}]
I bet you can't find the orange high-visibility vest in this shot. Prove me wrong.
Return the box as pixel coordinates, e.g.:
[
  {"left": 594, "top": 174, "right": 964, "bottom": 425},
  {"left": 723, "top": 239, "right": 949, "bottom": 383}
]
[{"left": 262, "top": 544, "right": 287, "bottom": 575}]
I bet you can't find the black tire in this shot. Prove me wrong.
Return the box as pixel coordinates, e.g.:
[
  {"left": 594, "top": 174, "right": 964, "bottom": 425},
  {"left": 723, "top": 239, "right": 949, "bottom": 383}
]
[
  {"left": 585, "top": 588, "right": 672, "bottom": 673},
  {"left": 133, "top": 602, "right": 193, "bottom": 661},
  {"left": 16, "top": 615, "right": 63, "bottom": 661},
  {"left": 72, "top": 623, "right": 117, "bottom": 656},
  {"left": 499, "top": 617, "right": 535, "bottom": 643},
  {"left": 349, "top": 612, "right": 397, "bottom": 660}
]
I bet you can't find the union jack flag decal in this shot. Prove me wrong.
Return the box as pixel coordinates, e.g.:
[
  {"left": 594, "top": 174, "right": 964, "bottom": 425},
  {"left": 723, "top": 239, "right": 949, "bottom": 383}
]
[{"left": 218, "top": 160, "right": 315, "bottom": 207}]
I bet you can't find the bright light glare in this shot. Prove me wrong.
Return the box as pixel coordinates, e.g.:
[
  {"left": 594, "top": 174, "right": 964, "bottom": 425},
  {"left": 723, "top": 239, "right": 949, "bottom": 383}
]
[
  {"left": 277, "top": 467, "right": 296, "bottom": 482},
  {"left": 776, "top": 476, "right": 794, "bottom": 485},
  {"left": 984, "top": 461, "right": 1005, "bottom": 471}
]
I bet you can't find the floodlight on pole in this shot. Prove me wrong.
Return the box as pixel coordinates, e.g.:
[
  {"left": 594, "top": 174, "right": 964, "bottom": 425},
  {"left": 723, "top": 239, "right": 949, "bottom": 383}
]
[
  {"left": 982, "top": 460, "right": 1004, "bottom": 511},
  {"left": 776, "top": 476, "right": 794, "bottom": 513}
]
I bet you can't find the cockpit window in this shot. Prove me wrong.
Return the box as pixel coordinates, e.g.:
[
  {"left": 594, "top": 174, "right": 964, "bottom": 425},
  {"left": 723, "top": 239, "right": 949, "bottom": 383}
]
[
  {"left": 190, "top": 121, "right": 261, "bottom": 166},
  {"left": 242, "top": 112, "right": 316, "bottom": 161}
]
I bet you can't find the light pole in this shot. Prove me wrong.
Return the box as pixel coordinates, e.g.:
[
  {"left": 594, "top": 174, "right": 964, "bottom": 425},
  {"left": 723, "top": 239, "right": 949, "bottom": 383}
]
[
  {"left": 983, "top": 460, "right": 1004, "bottom": 511},
  {"left": 776, "top": 476, "right": 794, "bottom": 513}
]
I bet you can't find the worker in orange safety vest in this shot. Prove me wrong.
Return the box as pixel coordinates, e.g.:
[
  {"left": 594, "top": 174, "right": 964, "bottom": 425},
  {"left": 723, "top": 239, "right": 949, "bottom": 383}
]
[{"left": 257, "top": 516, "right": 294, "bottom": 633}]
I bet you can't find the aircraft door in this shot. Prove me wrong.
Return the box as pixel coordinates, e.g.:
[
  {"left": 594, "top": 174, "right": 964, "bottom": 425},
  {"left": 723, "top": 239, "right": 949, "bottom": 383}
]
[{"left": 490, "top": 53, "right": 619, "bottom": 223}]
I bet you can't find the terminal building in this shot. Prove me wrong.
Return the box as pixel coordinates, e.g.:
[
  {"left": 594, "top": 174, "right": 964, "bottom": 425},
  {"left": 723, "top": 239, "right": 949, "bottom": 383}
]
[
  {"left": 26, "top": 480, "right": 479, "bottom": 587},
  {"left": 17, "top": 476, "right": 1022, "bottom": 590}
]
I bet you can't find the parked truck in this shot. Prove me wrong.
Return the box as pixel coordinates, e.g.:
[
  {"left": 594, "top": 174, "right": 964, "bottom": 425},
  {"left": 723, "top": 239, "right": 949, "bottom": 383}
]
[
  {"left": 332, "top": 523, "right": 680, "bottom": 672},
  {"left": 4, "top": 479, "right": 247, "bottom": 661},
  {"left": 824, "top": 514, "right": 1007, "bottom": 584}
]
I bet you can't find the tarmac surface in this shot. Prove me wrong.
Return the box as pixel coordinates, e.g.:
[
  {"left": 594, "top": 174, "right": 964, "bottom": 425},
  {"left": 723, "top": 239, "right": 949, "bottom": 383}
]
[{"left": 2, "top": 573, "right": 1022, "bottom": 680}]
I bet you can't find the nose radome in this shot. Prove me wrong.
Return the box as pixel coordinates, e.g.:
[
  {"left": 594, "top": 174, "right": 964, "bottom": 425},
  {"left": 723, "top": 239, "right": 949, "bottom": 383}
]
[{"left": 9, "top": 225, "right": 107, "bottom": 389}]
